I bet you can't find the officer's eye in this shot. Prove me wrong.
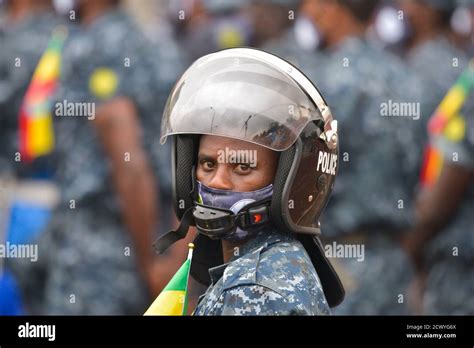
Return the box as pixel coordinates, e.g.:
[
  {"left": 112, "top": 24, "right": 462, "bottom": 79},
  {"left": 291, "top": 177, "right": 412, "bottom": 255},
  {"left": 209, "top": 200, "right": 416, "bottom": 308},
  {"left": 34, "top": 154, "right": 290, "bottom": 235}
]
[
  {"left": 235, "top": 163, "right": 252, "bottom": 174},
  {"left": 200, "top": 160, "right": 216, "bottom": 171}
]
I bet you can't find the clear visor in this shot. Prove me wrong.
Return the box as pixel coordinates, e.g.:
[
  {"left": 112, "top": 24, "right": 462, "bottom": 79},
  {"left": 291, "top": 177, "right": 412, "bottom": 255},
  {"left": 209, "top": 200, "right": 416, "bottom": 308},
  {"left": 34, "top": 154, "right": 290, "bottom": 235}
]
[{"left": 160, "top": 49, "right": 332, "bottom": 151}]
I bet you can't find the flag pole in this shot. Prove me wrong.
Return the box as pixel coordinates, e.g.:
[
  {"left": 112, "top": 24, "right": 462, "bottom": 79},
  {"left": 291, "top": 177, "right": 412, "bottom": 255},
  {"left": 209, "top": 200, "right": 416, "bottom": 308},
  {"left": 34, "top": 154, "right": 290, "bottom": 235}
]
[
  {"left": 187, "top": 243, "right": 195, "bottom": 261},
  {"left": 183, "top": 243, "right": 194, "bottom": 315}
]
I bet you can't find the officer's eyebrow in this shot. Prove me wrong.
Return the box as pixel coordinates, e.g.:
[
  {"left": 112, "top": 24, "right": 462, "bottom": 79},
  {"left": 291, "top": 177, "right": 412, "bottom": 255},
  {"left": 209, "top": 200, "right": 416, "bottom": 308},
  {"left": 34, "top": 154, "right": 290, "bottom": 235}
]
[{"left": 197, "top": 153, "right": 216, "bottom": 162}]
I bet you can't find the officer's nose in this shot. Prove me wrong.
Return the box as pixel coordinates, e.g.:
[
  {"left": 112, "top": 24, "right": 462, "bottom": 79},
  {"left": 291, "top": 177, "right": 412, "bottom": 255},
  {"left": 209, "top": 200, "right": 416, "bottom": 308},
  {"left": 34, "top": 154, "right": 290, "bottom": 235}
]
[{"left": 207, "top": 164, "right": 233, "bottom": 191}]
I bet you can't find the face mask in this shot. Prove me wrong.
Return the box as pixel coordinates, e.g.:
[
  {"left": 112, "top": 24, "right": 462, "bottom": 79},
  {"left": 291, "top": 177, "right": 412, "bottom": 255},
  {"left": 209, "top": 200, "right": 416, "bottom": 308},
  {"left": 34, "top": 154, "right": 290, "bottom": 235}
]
[
  {"left": 373, "top": 5, "right": 413, "bottom": 51},
  {"left": 196, "top": 180, "right": 273, "bottom": 241}
]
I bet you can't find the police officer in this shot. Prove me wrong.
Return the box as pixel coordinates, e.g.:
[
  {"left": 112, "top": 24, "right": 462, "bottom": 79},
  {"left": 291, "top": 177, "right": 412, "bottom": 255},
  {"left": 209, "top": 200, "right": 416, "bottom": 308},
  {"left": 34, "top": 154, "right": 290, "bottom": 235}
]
[
  {"left": 8, "top": 0, "right": 188, "bottom": 314},
  {"left": 302, "top": 0, "right": 426, "bottom": 315},
  {"left": 153, "top": 48, "right": 345, "bottom": 315},
  {"left": 397, "top": 0, "right": 473, "bottom": 314},
  {"left": 401, "top": 65, "right": 474, "bottom": 314},
  {"left": 424, "top": 106, "right": 474, "bottom": 315}
]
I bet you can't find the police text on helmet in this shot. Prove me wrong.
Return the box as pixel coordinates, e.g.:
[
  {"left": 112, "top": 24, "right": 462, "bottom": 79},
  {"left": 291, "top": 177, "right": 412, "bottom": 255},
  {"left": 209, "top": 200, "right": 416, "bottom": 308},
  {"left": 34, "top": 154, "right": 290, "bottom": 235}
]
[{"left": 317, "top": 151, "right": 337, "bottom": 176}]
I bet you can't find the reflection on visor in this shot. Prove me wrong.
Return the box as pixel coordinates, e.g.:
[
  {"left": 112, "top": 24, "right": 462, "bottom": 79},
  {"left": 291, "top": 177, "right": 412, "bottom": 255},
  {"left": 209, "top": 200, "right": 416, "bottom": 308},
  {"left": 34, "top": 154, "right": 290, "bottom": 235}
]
[{"left": 160, "top": 48, "right": 334, "bottom": 151}]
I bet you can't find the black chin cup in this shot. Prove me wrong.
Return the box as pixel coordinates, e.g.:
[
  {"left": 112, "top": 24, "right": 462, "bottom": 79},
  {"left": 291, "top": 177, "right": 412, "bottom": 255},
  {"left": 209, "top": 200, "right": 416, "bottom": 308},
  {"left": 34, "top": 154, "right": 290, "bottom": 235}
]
[
  {"left": 193, "top": 201, "right": 271, "bottom": 240},
  {"left": 153, "top": 200, "right": 272, "bottom": 254},
  {"left": 193, "top": 205, "right": 236, "bottom": 240}
]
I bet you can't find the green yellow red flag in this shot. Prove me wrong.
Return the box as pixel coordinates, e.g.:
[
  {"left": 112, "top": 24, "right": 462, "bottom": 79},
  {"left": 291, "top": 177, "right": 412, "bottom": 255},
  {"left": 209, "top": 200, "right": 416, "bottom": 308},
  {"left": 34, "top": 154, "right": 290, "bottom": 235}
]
[
  {"left": 18, "top": 26, "right": 67, "bottom": 161},
  {"left": 144, "top": 243, "right": 194, "bottom": 316}
]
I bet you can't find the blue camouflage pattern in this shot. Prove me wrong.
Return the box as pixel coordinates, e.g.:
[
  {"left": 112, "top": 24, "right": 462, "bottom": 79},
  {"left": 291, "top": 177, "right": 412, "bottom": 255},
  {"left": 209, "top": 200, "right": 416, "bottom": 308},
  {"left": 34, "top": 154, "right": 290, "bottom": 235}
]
[
  {"left": 422, "top": 86, "right": 474, "bottom": 314},
  {"left": 307, "top": 36, "right": 424, "bottom": 315},
  {"left": 193, "top": 228, "right": 331, "bottom": 315},
  {"left": 264, "top": 32, "right": 425, "bottom": 315},
  {"left": 0, "top": 9, "right": 61, "bottom": 174},
  {"left": 317, "top": 37, "right": 427, "bottom": 237},
  {"left": 6, "top": 9, "right": 183, "bottom": 314}
]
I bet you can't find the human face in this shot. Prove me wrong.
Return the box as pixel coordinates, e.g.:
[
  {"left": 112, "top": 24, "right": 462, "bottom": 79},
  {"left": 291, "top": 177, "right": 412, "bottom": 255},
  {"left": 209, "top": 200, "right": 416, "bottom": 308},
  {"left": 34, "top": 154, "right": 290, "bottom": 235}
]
[{"left": 196, "top": 135, "right": 279, "bottom": 192}]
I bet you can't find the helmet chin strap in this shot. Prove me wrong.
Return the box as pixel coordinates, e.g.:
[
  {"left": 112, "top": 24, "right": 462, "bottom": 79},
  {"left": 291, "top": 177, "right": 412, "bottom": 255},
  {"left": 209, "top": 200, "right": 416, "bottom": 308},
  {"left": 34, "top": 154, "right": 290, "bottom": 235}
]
[
  {"left": 154, "top": 165, "right": 274, "bottom": 253},
  {"left": 153, "top": 166, "right": 198, "bottom": 254},
  {"left": 152, "top": 199, "right": 272, "bottom": 254},
  {"left": 152, "top": 207, "right": 195, "bottom": 254},
  {"left": 193, "top": 199, "right": 272, "bottom": 240}
]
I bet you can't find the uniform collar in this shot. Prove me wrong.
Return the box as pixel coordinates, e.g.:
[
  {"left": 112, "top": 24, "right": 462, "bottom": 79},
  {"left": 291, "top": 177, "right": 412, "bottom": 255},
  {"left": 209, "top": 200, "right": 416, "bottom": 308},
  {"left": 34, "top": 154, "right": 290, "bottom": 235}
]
[
  {"left": 207, "top": 228, "right": 292, "bottom": 287},
  {"left": 229, "top": 227, "right": 284, "bottom": 262},
  {"left": 208, "top": 262, "right": 228, "bottom": 285}
]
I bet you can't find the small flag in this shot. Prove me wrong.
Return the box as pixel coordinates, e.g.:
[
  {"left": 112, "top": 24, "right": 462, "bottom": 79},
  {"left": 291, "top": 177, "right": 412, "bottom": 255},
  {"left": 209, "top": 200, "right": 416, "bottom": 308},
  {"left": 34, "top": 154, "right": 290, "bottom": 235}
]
[
  {"left": 18, "top": 26, "right": 68, "bottom": 162},
  {"left": 420, "top": 59, "right": 474, "bottom": 187},
  {"left": 144, "top": 243, "right": 194, "bottom": 316}
]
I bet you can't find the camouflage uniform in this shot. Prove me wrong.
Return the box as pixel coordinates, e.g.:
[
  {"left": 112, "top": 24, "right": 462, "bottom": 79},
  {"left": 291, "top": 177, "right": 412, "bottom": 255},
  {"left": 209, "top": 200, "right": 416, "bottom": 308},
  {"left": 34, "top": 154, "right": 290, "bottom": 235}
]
[
  {"left": 423, "top": 94, "right": 474, "bottom": 315},
  {"left": 406, "top": 35, "right": 473, "bottom": 314},
  {"left": 265, "top": 29, "right": 421, "bottom": 315},
  {"left": 193, "top": 228, "right": 331, "bottom": 315},
  {"left": 7, "top": 9, "right": 183, "bottom": 314},
  {"left": 0, "top": 10, "right": 61, "bottom": 174},
  {"left": 0, "top": 12, "right": 8, "bottom": 172},
  {"left": 315, "top": 37, "right": 426, "bottom": 314},
  {"left": 0, "top": 9, "right": 62, "bottom": 315},
  {"left": 407, "top": 36, "right": 467, "bottom": 113}
]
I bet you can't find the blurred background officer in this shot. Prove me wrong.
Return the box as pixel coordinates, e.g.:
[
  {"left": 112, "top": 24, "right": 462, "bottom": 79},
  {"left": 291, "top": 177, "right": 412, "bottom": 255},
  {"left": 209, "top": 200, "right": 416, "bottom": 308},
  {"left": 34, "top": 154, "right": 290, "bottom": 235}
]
[
  {"left": 0, "top": 0, "right": 62, "bottom": 315},
  {"left": 395, "top": 0, "right": 473, "bottom": 314},
  {"left": 302, "top": 0, "right": 426, "bottom": 315},
  {"left": 6, "top": 0, "right": 193, "bottom": 315},
  {"left": 404, "top": 88, "right": 474, "bottom": 314},
  {"left": 1, "top": 0, "right": 473, "bottom": 316}
]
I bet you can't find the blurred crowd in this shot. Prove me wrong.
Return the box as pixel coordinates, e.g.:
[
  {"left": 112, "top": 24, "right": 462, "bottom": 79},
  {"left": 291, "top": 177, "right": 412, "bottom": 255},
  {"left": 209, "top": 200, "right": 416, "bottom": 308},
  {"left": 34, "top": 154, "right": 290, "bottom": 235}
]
[{"left": 0, "top": 0, "right": 473, "bottom": 315}]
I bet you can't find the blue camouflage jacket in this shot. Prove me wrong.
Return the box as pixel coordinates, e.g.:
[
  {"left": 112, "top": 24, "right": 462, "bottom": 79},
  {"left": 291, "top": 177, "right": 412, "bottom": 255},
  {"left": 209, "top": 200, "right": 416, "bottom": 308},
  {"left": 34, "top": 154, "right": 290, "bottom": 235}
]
[{"left": 193, "top": 229, "right": 331, "bottom": 315}]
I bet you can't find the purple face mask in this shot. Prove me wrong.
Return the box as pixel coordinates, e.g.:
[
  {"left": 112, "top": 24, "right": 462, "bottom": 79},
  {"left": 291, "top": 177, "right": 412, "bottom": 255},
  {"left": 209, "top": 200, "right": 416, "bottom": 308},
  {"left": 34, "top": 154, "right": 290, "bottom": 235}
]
[{"left": 196, "top": 180, "right": 273, "bottom": 241}]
